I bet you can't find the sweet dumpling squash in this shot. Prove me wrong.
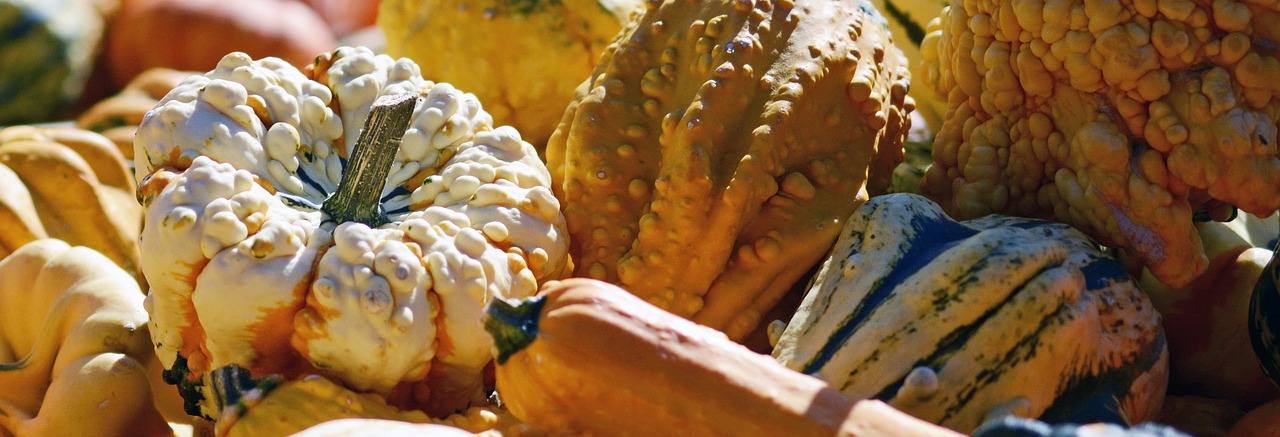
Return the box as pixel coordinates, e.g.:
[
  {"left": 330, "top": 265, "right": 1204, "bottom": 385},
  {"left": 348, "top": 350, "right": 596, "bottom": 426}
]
[
  {"left": 773, "top": 193, "right": 1168, "bottom": 433},
  {"left": 546, "top": 0, "right": 914, "bottom": 340},
  {"left": 133, "top": 47, "right": 570, "bottom": 419}
]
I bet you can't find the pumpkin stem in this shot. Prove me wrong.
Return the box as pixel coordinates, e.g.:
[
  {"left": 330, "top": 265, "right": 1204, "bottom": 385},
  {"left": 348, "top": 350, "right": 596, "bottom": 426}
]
[
  {"left": 322, "top": 93, "right": 419, "bottom": 226},
  {"left": 484, "top": 296, "right": 546, "bottom": 364}
]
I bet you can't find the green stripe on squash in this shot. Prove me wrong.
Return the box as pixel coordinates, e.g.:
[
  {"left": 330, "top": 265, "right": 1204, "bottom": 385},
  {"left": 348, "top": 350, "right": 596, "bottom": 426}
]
[{"left": 772, "top": 193, "right": 1168, "bottom": 433}]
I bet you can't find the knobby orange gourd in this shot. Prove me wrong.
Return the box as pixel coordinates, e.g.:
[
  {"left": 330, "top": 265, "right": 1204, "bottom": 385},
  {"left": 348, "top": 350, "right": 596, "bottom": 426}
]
[
  {"left": 918, "top": 0, "right": 1280, "bottom": 288},
  {"left": 546, "top": 0, "right": 914, "bottom": 340}
]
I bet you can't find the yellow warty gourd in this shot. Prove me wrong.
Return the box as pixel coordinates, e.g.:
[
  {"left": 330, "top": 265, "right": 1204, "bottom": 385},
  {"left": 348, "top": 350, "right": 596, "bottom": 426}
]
[{"left": 919, "top": 0, "right": 1280, "bottom": 288}]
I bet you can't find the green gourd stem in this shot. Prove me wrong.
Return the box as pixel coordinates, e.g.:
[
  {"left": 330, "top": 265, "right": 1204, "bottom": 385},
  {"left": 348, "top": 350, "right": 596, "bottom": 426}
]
[
  {"left": 485, "top": 296, "right": 547, "bottom": 364},
  {"left": 322, "top": 93, "right": 419, "bottom": 226}
]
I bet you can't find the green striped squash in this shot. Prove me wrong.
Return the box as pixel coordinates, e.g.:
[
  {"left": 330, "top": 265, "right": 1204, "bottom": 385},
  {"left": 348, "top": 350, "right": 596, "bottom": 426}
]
[
  {"left": 772, "top": 193, "right": 1168, "bottom": 433},
  {"left": 0, "top": 0, "right": 105, "bottom": 125}
]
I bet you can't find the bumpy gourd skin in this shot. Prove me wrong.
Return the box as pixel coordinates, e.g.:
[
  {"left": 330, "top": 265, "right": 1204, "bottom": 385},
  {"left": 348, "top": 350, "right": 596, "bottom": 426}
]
[
  {"left": 546, "top": 0, "right": 913, "bottom": 340},
  {"left": 134, "top": 47, "right": 569, "bottom": 419},
  {"left": 918, "top": 0, "right": 1280, "bottom": 288},
  {"left": 379, "top": 0, "right": 644, "bottom": 146}
]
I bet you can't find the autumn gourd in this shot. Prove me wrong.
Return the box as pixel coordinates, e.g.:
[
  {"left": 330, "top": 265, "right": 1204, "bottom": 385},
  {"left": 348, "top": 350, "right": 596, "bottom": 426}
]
[
  {"left": 485, "top": 278, "right": 964, "bottom": 437},
  {"left": 1141, "top": 212, "right": 1279, "bottom": 406},
  {"left": 203, "top": 368, "right": 524, "bottom": 437},
  {"left": 106, "top": 0, "right": 337, "bottom": 88},
  {"left": 0, "top": 0, "right": 111, "bottom": 124},
  {"left": 867, "top": 0, "right": 949, "bottom": 132},
  {"left": 378, "top": 0, "right": 644, "bottom": 145},
  {"left": 0, "top": 239, "right": 175, "bottom": 437},
  {"left": 772, "top": 193, "right": 1169, "bottom": 433},
  {"left": 918, "top": 0, "right": 1280, "bottom": 288},
  {"left": 0, "top": 126, "right": 143, "bottom": 284},
  {"left": 546, "top": 0, "right": 913, "bottom": 340},
  {"left": 133, "top": 47, "right": 570, "bottom": 419}
]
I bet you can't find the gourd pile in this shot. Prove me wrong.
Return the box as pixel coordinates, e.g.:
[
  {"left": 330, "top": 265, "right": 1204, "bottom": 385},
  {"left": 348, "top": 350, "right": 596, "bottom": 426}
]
[{"left": 2, "top": 0, "right": 1280, "bottom": 436}]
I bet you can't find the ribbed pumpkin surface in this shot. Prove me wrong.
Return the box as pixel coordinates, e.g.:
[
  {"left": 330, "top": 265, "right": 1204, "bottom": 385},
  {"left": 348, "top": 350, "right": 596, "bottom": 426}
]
[{"left": 773, "top": 193, "right": 1168, "bottom": 433}]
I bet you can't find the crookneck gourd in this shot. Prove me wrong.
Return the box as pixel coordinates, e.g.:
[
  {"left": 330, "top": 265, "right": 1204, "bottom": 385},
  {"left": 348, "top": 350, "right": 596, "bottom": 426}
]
[
  {"left": 133, "top": 47, "right": 570, "bottom": 419},
  {"left": 917, "top": 0, "right": 1280, "bottom": 288},
  {"left": 0, "top": 126, "right": 143, "bottom": 284},
  {"left": 0, "top": 239, "right": 175, "bottom": 437},
  {"left": 772, "top": 193, "right": 1169, "bottom": 433},
  {"left": 545, "top": 0, "right": 914, "bottom": 340}
]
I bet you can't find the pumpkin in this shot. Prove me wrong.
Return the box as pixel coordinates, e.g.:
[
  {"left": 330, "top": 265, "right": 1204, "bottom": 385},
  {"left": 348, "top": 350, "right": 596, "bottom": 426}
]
[
  {"left": 378, "top": 0, "right": 644, "bottom": 146},
  {"left": 0, "top": 239, "right": 175, "bottom": 437},
  {"left": 133, "top": 47, "right": 570, "bottom": 419},
  {"left": 104, "top": 0, "right": 337, "bottom": 89},
  {"left": 77, "top": 67, "right": 193, "bottom": 160},
  {"left": 0, "top": 126, "right": 143, "bottom": 285},
  {"left": 772, "top": 193, "right": 1169, "bottom": 433},
  {"left": 1140, "top": 212, "right": 1280, "bottom": 407},
  {"left": 299, "top": 0, "right": 382, "bottom": 37},
  {"left": 918, "top": 0, "right": 1280, "bottom": 288},
  {"left": 0, "top": 0, "right": 110, "bottom": 124},
  {"left": 545, "top": 0, "right": 914, "bottom": 340},
  {"left": 484, "top": 277, "right": 964, "bottom": 437}
]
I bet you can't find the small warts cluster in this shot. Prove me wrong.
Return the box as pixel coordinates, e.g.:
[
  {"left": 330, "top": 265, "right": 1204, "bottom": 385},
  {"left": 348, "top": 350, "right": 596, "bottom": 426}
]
[
  {"left": 919, "top": 0, "right": 1280, "bottom": 287},
  {"left": 134, "top": 48, "right": 569, "bottom": 419},
  {"left": 546, "top": 0, "right": 913, "bottom": 340}
]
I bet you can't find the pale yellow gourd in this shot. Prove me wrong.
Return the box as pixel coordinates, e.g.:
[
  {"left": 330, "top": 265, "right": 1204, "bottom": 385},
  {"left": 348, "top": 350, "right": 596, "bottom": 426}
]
[{"left": 0, "top": 239, "right": 175, "bottom": 437}]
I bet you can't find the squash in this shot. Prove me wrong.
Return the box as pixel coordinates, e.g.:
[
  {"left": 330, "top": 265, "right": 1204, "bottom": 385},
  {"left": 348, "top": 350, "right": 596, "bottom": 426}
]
[
  {"left": 104, "top": 0, "right": 337, "bottom": 89},
  {"left": 77, "top": 67, "right": 193, "bottom": 160},
  {"left": 378, "top": 0, "right": 644, "bottom": 146},
  {"left": 201, "top": 368, "right": 524, "bottom": 436},
  {"left": 485, "top": 277, "right": 963, "bottom": 437},
  {"left": 0, "top": 239, "right": 175, "bottom": 437},
  {"left": 1227, "top": 398, "right": 1280, "bottom": 437},
  {"left": 0, "top": 126, "right": 143, "bottom": 285},
  {"left": 1249, "top": 224, "right": 1280, "bottom": 393},
  {"left": 133, "top": 47, "right": 570, "bottom": 419},
  {"left": 918, "top": 0, "right": 1280, "bottom": 288},
  {"left": 772, "top": 193, "right": 1169, "bottom": 433},
  {"left": 0, "top": 0, "right": 110, "bottom": 124},
  {"left": 867, "top": 0, "right": 949, "bottom": 132},
  {"left": 1140, "top": 212, "right": 1280, "bottom": 407},
  {"left": 545, "top": 0, "right": 914, "bottom": 340}
]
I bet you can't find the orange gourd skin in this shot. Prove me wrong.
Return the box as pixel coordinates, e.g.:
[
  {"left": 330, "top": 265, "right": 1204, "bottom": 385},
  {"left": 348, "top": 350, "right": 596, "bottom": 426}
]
[
  {"left": 105, "top": 0, "right": 336, "bottom": 88},
  {"left": 546, "top": 0, "right": 913, "bottom": 340},
  {"left": 487, "top": 278, "right": 961, "bottom": 437}
]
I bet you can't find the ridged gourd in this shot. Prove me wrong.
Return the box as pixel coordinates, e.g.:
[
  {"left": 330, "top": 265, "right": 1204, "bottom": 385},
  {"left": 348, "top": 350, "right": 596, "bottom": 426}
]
[
  {"left": 546, "top": 0, "right": 914, "bottom": 340},
  {"left": 773, "top": 193, "right": 1169, "bottom": 433}
]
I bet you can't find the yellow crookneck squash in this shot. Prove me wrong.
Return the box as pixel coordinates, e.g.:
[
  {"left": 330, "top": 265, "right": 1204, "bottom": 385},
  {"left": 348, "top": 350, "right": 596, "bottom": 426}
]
[
  {"left": 133, "top": 47, "right": 570, "bottom": 419},
  {"left": 546, "top": 0, "right": 914, "bottom": 340},
  {"left": 0, "top": 126, "right": 143, "bottom": 284},
  {"left": 0, "top": 239, "right": 180, "bottom": 437}
]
